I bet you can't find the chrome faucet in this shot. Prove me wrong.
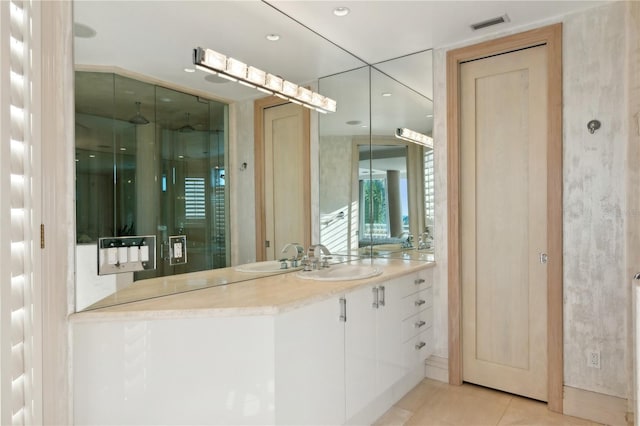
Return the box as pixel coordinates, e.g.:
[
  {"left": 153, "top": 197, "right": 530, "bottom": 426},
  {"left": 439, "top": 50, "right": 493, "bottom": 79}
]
[
  {"left": 280, "top": 243, "right": 304, "bottom": 268},
  {"left": 307, "top": 244, "right": 332, "bottom": 269}
]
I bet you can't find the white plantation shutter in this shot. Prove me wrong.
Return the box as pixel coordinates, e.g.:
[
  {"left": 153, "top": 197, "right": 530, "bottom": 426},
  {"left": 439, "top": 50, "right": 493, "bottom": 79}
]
[{"left": 1, "top": 0, "right": 41, "bottom": 424}]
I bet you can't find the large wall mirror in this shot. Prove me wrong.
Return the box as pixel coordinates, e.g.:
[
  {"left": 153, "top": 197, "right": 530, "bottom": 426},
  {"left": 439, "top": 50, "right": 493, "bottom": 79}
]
[
  {"left": 73, "top": 1, "right": 433, "bottom": 311},
  {"left": 318, "top": 50, "right": 434, "bottom": 260}
]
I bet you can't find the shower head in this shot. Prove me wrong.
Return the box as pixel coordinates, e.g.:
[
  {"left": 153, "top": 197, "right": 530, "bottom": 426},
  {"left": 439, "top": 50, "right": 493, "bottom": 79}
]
[
  {"left": 178, "top": 112, "right": 195, "bottom": 133},
  {"left": 129, "top": 101, "right": 149, "bottom": 125}
]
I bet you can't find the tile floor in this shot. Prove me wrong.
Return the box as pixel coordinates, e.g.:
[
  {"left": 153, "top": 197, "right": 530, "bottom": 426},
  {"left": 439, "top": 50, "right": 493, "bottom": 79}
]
[{"left": 375, "top": 379, "right": 602, "bottom": 426}]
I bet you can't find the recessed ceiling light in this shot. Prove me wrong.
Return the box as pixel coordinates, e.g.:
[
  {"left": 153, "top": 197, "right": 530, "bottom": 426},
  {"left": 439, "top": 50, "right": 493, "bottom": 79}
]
[
  {"left": 120, "top": 147, "right": 126, "bottom": 151},
  {"left": 266, "top": 34, "right": 280, "bottom": 41},
  {"left": 159, "top": 97, "right": 172, "bottom": 103},
  {"left": 178, "top": 155, "right": 184, "bottom": 159},
  {"left": 333, "top": 7, "right": 350, "bottom": 17},
  {"left": 426, "top": 114, "right": 433, "bottom": 118},
  {"left": 361, "top": 125, "right": 368, "bottom": 128},
  {"left": 382, "top": 92, "right": 392, "bottom": 97},
  {"left": 184, "top": 67, "right": 196, "bottom": 73},
  {"left": 89, "top": 154, "right": 96, "bottom": 158}
]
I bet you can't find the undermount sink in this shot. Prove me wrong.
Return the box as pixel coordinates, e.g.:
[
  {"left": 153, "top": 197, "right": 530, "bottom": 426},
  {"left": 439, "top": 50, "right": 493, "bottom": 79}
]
[
  {"left": 234, "top": 260, "right": 299, "bottom": 273},
  {"left": 296, "top": 263, "right": 382, "bottom": 281}
]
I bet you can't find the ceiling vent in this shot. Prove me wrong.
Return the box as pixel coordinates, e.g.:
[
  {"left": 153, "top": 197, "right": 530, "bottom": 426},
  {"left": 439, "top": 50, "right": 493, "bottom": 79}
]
[{"left": 470, "top": 14, "right": 510, "bottom": 31}]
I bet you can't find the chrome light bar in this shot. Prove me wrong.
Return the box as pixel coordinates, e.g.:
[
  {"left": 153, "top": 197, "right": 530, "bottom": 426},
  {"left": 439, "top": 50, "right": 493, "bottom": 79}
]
[
  {"left": 395, "top": 127, "right": 433, "bottom": 148},
  {"left": 193, "top": 47, "right": 337, "bottom": 114}
]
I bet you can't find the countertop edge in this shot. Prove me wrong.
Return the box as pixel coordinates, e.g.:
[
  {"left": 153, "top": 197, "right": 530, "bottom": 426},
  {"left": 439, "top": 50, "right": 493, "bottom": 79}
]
[{"left": 69, "top": 260, "right": 435, "bottom": 323}]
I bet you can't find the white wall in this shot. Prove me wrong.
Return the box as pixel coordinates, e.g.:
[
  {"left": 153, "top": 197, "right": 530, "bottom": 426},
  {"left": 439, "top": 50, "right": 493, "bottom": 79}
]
[{"left": 430, "top": 1, "right": 632, "bottom": 400}]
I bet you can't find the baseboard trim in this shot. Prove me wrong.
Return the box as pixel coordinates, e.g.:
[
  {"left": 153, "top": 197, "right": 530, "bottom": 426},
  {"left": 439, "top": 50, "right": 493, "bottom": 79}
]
[
  {"left": 425, "top": 355, "right": 449, "bottom": 383},
  {"left": 563, "top": 386, "right": 628, "bottom": 426}
]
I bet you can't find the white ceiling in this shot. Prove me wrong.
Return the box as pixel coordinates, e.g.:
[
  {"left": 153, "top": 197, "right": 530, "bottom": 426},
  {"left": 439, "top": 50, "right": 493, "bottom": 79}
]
[{"left": 73, "top": 0, "right": 608, "bottom": 136}]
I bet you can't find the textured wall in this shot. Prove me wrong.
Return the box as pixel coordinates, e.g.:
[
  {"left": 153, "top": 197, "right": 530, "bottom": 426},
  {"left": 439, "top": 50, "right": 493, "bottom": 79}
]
[
  {"left": 627, "top": 0, "right": 640, "bottom": 410},
  {"left": 562, "top": 2, "right": 628, "bottom": 398},
  {"left": 230, "top": 99, "right": 257, "bottom": 265},
  {"left": 430, "top": 1, "right": 631, "bottom": 399},
  {"left": 431, "top": 47, "right": 449, "bottom": 360}
]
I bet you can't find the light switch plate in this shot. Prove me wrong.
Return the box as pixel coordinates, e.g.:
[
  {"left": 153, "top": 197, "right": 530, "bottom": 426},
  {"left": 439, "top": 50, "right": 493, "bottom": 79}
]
[
  {"left": 98, "top": 235, "right": 156, "bottom": 275},
  {"left": 169, "top": 235, "right": 187, "bottom": 266}
]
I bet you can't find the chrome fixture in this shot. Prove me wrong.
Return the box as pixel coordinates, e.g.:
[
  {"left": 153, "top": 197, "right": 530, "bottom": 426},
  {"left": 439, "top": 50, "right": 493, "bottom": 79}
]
[
  {"left": 305, "top": 244, "right": 332, "bottom": 270},
  {"left": 193, "top": 47, "right": 337, "bottom": 113},
  {"left": 395, "top": 127, "right": 433, "bottom": 148},
  {"left": 280, "top": 243, "right": 304, "bottom": 268},
  {"left": 129, "top": 101, "right": 149, "bottom": 125},
  {"left": 587, "top": 119, "right": 601, "bottom": 134},
  {"left": 178, "top": 112, "right": 195, "bottom": 133}
]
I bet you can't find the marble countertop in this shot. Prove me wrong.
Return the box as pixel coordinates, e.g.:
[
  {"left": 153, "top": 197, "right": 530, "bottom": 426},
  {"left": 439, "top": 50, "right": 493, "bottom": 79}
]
[{"left": 70, "top": 257, "right": 435, "bottom": 322}]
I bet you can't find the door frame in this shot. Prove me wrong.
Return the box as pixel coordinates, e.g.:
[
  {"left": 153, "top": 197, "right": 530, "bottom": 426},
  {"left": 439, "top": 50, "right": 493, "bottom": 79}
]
[
  {"left": 446, "top": 24, "right": 563, "bottom": 412},
  {"left": 254, "top": 96, "right": 311, "bottom": 261}
]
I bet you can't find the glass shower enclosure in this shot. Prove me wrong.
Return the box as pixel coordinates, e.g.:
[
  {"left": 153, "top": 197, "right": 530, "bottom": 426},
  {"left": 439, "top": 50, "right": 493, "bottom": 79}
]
[{"left": 75, "top": 71, "right": 229, "bottom": 286}]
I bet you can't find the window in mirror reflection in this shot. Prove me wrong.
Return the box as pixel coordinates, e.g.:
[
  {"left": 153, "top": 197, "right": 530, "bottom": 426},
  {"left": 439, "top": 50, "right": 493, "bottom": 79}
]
[
  {"left": 75, "top": 71, "right": 229, "bottom": 310},
  {"left": 359, "top": 144, "right": 410, "bottom": 252}
]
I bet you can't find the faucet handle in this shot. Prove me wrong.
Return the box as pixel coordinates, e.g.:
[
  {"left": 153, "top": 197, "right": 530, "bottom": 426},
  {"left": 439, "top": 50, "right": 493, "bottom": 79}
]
[{"left": 321, "top": 256, "right": 332, "bottom": 269}]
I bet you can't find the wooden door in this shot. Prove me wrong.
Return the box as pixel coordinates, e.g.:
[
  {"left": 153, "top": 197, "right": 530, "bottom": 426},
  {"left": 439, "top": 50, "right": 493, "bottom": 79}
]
[
  {"left": 460, "top": 45, "right": 548, "bottom": 401},
  {"left": 261, "top": 102, "right": 309, "bottom": 260}
]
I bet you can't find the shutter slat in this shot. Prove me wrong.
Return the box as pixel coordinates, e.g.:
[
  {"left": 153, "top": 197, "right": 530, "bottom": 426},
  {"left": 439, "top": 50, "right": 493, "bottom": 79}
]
[{"left": 3, "top": 0, "right": 36, "bottom": 423}]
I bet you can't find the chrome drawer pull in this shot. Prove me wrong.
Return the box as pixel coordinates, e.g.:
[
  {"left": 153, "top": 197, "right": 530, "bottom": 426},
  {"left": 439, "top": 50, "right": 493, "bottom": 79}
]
[
  {"left": 372, "top": 287, "right": 379, "bottom": 309},
  {"left": 414, "top": 320, "right": 426, "bottom": 328},
  {"left": 414, "top": 278, "right": 425, "bottom": 285},
  {"left": 415, "top": 299, "right": 426, "bottom": 307},
  {"left": 415, "top": 341, "right": 426, "bottom": 350}
]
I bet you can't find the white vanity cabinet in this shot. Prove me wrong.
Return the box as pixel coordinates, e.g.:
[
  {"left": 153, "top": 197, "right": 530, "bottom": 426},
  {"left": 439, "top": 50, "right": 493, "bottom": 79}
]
[
  {"left": 72, "top": 264, "right": 435, "bottom": 425},
  {"left": 399, "top": 271, "right": 434, "bottom": 371},
  {"left": 274, "top": 297, "right": 346, "bottom": 425},
  {"left": 344, "top": 279, "right": 404, "bottom": 421}
]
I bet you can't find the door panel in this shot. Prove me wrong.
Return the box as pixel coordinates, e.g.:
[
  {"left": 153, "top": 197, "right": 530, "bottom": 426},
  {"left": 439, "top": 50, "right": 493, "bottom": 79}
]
[
  {"left": 264, "top": 103, "right": 306, "bottom": 260},
  {"left": 461, "top": 45, "right": 548, "bottom": 401}
]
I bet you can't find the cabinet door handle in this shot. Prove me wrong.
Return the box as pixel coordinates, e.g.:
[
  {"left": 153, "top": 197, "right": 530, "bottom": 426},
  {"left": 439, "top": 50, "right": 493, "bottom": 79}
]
[
  {"left": 414, "top": 320, "right": 426, "bottom": 328},
  {"left": 339, "top": 298, "right": 347, "bottom": 322},
  {"left": 414, "top": 278, "right": 425, "bottom": 285},
  {"left": 379, "top": 286, "right": 386, "bottom": 307},
  {"left": 415, "top": 299, "right": 426, "bottom": 307},
  {"left": 415, "top": 341, "right": 426, "bottom": 350},
  {"left": 372, "top": 287, "right": 379, "bottom": 309}
]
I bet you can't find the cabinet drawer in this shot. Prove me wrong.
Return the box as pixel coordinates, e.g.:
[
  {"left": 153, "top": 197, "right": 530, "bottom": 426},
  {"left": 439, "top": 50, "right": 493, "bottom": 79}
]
[
  {"left": 399, "top": 287, "right": 432, "bottom": 320},
  {"left": 398, "top": 272, "right": 433, "bottom": 299},
  {"left": 401, "top": 308, "right": 433, "bottom": 343},
  {"left": 403, "top": 327, "right": 433, "bottom": 370}
]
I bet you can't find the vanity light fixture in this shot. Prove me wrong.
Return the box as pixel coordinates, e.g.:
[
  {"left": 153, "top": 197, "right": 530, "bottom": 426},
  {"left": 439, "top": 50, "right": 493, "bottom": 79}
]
[
  {"left": 395, "top": 127, "right": 433, "bottom": 148},
  {"left": 193, "top": 47, "right": 337, "bottom": 113}
]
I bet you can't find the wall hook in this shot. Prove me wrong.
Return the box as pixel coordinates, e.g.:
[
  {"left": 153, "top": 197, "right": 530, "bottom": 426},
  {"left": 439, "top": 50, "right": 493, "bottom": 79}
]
[
  {"left": 239, "top": 162, "right": 248, "bottom": 171},
  {"left": 587, "top": 119, "right": 601, "bottom": 134}
]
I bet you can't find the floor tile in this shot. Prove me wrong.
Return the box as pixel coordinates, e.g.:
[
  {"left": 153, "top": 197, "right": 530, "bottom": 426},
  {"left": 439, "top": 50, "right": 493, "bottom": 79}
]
[
  {"left": 497, "top": 396, "right": 602, "bottom": 426},
  {"left": 375, "top": 380, "right": 606, "bottom": 426},
  {"left": 406, "top": 383, "right": 511, "bottom": 426},
  {"left": 374, "top": 406, "right": 414, "bottom": 426},
  {"left": 395, "top": 379, "right": 447, "bottom": 413}
]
